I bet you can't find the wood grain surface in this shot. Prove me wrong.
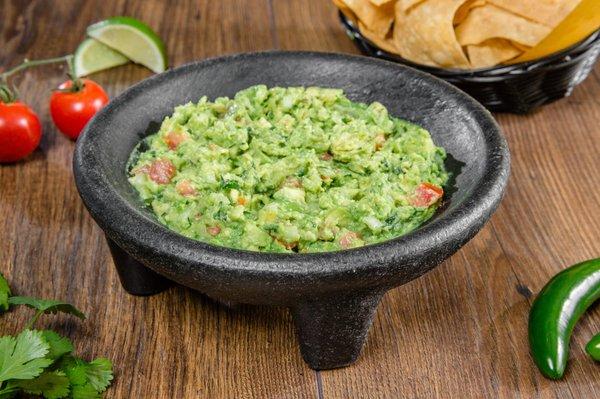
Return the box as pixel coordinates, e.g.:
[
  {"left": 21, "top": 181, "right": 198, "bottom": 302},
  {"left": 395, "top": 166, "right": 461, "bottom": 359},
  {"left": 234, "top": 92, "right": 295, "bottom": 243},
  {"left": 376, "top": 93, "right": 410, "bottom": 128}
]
[{"left": 1, "top": 1, "right": 599, "bottom": 397}]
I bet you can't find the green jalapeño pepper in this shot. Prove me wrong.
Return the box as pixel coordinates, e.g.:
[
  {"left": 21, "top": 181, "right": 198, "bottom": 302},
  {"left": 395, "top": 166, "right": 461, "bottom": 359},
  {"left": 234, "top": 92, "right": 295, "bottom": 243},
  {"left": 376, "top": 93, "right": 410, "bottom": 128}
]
[
  {"left": 585, "top": 332, "right": 600, "bottom": 361},
  {"left": 529, "top": 258, "right": 600, "bottom": 379}
]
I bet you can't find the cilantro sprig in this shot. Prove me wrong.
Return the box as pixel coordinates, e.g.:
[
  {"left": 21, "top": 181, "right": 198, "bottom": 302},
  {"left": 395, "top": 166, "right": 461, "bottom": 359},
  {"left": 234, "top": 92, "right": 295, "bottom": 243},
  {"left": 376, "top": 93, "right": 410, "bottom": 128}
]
[{"left": 0, "top": 273, "right": 113, "bottom": 398}]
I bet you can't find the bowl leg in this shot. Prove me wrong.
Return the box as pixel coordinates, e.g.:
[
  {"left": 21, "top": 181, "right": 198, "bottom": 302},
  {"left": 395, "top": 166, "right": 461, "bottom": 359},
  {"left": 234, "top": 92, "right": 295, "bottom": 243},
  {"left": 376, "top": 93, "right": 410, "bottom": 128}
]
[
  {"left": 291, "top": 290, "right": 385, "bottom": 370},
  {"left": 105, "top": 236, "right": 172, "bottom": 296}
]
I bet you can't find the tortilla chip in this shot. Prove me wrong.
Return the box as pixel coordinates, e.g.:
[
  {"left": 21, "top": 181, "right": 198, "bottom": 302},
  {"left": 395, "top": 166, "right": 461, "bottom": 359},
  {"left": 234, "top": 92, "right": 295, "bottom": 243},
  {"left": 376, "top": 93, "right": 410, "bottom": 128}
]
[
  {"left": 467, "top": 39, "right": 523, "bottom": 67},
  {"left": 368, "top": 0, "right": 395, "bottom": 5},
  {"left": 397, "top": 0, "right": 426, "bottom": 12},
  {"left": 487, "top": 0, "right": 581, "bottom": 27},
  {"left": 511, "top": 41, "right": 532, "bottom": 52},
  {"left": 358, "top": 22, "right": 399, "bottom": 53},
  {"left": 333, "top": 0, "right": 358, "bottom": 24},
  {"left": 393, "top": 0, "right": 471, "bottom": 68},
  {"left": 454, "top": 0, "right": 486, "bottom": 26},
  {"left": 455, "top": 4, "right": 552, "bottom": 47},
  {"left": 340, "top": 0, "right": 395, "bottom": 38}
]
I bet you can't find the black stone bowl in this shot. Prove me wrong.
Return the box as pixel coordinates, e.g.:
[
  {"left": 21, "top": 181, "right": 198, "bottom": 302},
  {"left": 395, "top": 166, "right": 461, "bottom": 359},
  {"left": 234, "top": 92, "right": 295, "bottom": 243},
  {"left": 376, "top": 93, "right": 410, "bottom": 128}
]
[{"left": 73, "top": 51, "right": 510, "bottom": 370}]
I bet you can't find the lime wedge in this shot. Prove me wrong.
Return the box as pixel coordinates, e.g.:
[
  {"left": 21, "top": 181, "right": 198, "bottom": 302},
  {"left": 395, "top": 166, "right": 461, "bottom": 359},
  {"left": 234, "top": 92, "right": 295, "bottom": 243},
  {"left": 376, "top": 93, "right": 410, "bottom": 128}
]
[
  {"left": 73, "top": 38, "right": 130, "bottom": 77},
  {"left": 86, "top": 16, "right": 167, "bottom": 73}
]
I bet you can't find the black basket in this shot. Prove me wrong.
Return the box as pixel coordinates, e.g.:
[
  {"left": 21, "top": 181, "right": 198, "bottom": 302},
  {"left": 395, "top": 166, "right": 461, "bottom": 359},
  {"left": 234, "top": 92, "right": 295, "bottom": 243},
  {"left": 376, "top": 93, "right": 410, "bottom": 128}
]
[{"left": 340, "top": 12, "right": 600, "bottom": 113}]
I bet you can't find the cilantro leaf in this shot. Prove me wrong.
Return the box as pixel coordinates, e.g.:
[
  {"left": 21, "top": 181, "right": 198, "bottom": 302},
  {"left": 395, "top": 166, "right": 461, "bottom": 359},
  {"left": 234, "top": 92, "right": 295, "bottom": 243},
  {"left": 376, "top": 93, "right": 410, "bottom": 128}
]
[
  {"left": 220, "top": 178, "right": 240, "bottom": 190},
  {"left": 57, "top": 355, "right": 114, "bottom": 397},
  {"left": 0, "top": 330, "right": 52, "bottom": 382},
  {"left": 0, "top": 274, "right": 10, "bottom": 314},
  {"left": 0, "top": 385, "right": 18, "bottom": 398},
  {"left": 71, "top": 383, "right": 100, "bottom": 399},
  {"left": 59, "top": 356, "right": 88, "bottom": 386},
  {"left": 84, "top": 358, "right": 113, "bottom": 393},
  {"left": 10, "top": 370, "right": 70, "bottom": 399},
  {"left": 40, "top": 331, "right": 73, "bottom": 360},
  {"left": 7, "top": 297, "right": 85, "bottom": 320},
  {"left": 0, "top": 278, "right": 113, "bottom": 397}
]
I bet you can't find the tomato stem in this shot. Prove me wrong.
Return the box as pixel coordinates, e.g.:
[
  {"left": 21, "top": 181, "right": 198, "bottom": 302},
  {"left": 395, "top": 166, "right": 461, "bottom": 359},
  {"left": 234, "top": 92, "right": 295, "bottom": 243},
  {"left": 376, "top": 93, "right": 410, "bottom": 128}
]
[
  {"left": 0, "top": 86, "right": 14, "bottom": 103},
  {"left": 0, "top": 55, "right": 74, "bottom": 103},
  {"left": 66, "top": 56, "right": 85, "bottom": 92},
  {"left": 0, "top": 55, "right": 73, "bottom": 80}
]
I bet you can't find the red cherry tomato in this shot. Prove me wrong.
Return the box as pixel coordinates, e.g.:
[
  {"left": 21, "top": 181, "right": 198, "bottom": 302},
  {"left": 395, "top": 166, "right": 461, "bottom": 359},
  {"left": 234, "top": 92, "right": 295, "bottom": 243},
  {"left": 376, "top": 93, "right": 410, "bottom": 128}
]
[
  {"left": 0, "top": 101, "right": 42, "bottom": 163},
  {"left": 50, "top": 79, "right": 108, "bottom": 140}
]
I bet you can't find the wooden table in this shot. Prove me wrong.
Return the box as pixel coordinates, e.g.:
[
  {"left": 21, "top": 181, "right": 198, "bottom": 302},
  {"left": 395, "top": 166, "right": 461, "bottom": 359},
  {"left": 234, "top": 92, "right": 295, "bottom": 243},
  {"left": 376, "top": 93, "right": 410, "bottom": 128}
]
[{"left": 1, "top": 1, "right": 599, "bottom": 397}]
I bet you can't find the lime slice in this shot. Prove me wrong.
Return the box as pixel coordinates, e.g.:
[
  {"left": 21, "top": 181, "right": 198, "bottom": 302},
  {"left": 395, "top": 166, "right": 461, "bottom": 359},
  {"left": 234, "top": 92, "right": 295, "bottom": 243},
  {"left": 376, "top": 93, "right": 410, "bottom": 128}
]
[
  {"left": 73, "top": 38, "right": 130, "bottom": 77},
  {"left": 86, "top": 16, "right": 167, "bottom": 73}
]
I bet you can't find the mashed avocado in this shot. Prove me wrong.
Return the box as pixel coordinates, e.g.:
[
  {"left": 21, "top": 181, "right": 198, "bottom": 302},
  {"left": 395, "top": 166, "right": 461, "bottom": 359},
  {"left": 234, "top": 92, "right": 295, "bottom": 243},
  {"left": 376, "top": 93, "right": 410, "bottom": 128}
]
[{"left": 128, "top": 85, "right": 448, "bottom": 253}]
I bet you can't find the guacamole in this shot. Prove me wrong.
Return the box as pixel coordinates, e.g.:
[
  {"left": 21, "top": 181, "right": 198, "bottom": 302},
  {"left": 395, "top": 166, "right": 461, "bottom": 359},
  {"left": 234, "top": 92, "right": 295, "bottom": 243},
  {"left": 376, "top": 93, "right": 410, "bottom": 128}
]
[{"left": 128, "top": 85, "right": 448, "bottom": 253}]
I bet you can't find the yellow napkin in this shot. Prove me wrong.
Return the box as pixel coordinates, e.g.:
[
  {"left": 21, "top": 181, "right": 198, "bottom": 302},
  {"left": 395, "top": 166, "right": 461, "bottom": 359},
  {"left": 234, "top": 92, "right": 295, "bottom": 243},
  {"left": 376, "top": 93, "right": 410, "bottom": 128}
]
[{"left": 510, "top": 0, "right": 600, "bottom": 63}]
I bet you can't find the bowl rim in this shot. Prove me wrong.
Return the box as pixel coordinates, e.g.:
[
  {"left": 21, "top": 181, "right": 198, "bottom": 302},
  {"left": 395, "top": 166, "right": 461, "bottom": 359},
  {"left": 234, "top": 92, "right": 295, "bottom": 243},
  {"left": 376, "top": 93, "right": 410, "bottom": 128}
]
[
  {"left": 74, "top": 50, "right": 510, "bottom": 279},
  {"left": 339, "top": 11, "right": 600, "bottom": 78}
]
